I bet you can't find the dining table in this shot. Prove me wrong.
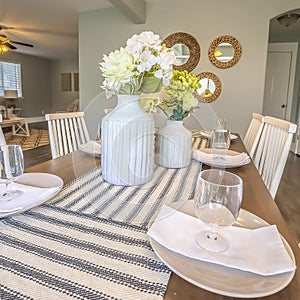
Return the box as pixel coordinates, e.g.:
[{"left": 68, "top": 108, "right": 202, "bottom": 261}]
[{"left": 1, "top": 135, "right": 299, "bottom": 299}]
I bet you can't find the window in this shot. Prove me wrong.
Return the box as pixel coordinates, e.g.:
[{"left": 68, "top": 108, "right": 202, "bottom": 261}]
[{"left": 0, "top": 61, "right": 22, "bottom": 97}]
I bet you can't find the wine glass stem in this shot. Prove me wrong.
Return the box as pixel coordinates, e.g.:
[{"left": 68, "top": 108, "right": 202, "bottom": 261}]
[
  {"left": 208, "top": 224, "right": 218, "bottom": 240},
  {"left": 4, "top": 180, "right": 12, "bottom": 198}
]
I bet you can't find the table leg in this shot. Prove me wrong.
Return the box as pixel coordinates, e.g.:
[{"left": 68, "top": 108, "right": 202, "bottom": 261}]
[{"left": 12, "top": 120, "right": 30, "bottom": 137}]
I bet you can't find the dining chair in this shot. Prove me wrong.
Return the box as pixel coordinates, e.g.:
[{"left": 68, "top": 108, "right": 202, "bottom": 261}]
[
  {"left": 45, "top": 111, "right": 90, "bottom": 159},
  {"left": 243, "top": 112, "right": 265, "bottom": 158},
  {"left": 0, "top": 112, "right": 6, "bottom": 145},
  {"left": 253, "top": 116, "right": 297, "bottom": 198},
  {"left": 0, "top": 126, "right": 6, "bottom": 146}
]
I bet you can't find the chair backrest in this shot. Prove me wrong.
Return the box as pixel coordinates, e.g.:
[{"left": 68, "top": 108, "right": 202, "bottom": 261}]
[
  {"left": 243, "top": 113, "right": 265, "bottom": 158},
  {"left": 45, "top": 112, "right": 90, "bottom": 159},
  {"left": 0, "top": 114, "right": 6, "bottom": 146},
  {"left": 253, "top": 116, "right": 297, "bottom": 198},
  {"left": 0, "top": 126, "right": 6, "bottom": 146}
]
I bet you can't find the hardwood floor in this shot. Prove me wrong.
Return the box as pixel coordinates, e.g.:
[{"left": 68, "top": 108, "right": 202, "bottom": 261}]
[
  {"left": 23, "top": 145, "right": 300, "bottom": 244},
  {"left": 23, "top": 144, "right": 52, "bottom": 169},
  {"left": 275, "top": 152, "right": 300, "bottom": 244}
]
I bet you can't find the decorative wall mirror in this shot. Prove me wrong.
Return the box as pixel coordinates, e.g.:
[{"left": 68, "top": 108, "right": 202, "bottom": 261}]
[
  {"left": 163, "top": 32, "right": 200, "bottom": 72},
  {"left": 193, "top": 72, "right": 222, "bottom": 103},
  {"left": 208, "top": 35, "right": 242, "bottom": 69}
]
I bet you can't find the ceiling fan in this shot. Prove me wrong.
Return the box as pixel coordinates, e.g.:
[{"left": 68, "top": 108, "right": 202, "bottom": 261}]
[{"left": 0, "top": 25, "right": 33, "bottom": 53}]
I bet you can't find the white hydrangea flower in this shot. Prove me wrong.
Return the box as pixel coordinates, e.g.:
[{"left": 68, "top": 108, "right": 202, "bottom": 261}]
[
  {"left": 99, "top": 31, "right": 177, "bottom": 98},
  {"left": 157, "top": 50, "right": 177, "bottom": 70}
]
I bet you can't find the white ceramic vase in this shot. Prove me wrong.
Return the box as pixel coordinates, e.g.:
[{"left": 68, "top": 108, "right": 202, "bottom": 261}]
[
  {"left": 155, "top": 120, "right": 192, "bottom": 168},
  {"left": 101, "top": 94, "right": 155, "bottom": 186}
]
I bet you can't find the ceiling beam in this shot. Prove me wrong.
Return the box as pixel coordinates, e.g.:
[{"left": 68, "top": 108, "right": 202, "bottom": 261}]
[{"left": 108, "top": 0, "right": 146, "bottom": 24}]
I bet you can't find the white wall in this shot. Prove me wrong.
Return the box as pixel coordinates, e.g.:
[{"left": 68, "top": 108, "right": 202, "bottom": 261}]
[
  {"left": 79, "top": 0, "right": 300, "bottom": 138},
  {"left": 51, "top": 59, "right": 79, "bottom": 113},
  {"left": 1, "top": 51, "right": 52, "bottom": 117}
]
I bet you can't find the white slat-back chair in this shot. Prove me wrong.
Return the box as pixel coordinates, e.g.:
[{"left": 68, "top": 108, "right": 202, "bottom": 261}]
[
  {"left": 253, "top": 116, "right": 297, "bottom": 198},
  {"left": 0, "top": 114, "right": 6, "bottom": 145},
  {"left": 45, "top": 112, "right": 90, "bottom": 159},
  {"left": 0, "top": 127, "right": 6, "bottom": 146},
  {"left": 243, "top": 113, "right": 265, "bottom": 158}
]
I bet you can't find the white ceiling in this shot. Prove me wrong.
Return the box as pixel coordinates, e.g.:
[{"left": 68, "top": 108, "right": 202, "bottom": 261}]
[
  {"left": 0, "top": 1, "right": 299, "bottom": 61},
  {"left": 0, "top": 0, "right": 113, "bottom": 60}
]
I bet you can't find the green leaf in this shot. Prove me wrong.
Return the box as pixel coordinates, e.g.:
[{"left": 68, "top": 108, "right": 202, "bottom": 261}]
[
  {"left": 140, "top": 77, "right": 162, "bottom": 93},
  {"left": 171, "top": 106, "right": 184, "bottom": 121}
]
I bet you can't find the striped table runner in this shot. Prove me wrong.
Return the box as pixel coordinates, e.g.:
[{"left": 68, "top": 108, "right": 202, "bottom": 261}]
[
  {"left": 0, "top": 137, "right": 207, "bottom": 300},
  {"left": 0, "top": 206, "right": 170, "bottom": 300}
]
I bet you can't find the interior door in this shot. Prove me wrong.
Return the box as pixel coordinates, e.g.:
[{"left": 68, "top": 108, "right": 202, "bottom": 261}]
[
  {"left": 263, "top": 42, "right": 298, "bottom": 153},
  {"left": 263, "top": 51, "right": 291, "bottom": 119},
  {"left": 263, "top": 43, "right": 297, "bottom": 121}
]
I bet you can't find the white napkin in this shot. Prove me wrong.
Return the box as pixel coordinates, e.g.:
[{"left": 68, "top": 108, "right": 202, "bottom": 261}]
[
  {"left": 148, "top": 205, "right": 296, "bottom": 276},
  {"left": 0, "top": 182, "right": 61, "bottom": 213},
  {"left": 193, "top": 149, "right": 250, "bottom": 165},
  {"left": 79, "top": 141, "right": 101, "bottom": 156}
]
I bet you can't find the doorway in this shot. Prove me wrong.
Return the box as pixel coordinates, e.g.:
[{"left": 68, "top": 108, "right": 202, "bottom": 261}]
[
  {"left": 263, "top": 42, "right": 299, "bottom": 153},
  {"left": 263, "top": 42, "right": 298, "bottom": 121}
]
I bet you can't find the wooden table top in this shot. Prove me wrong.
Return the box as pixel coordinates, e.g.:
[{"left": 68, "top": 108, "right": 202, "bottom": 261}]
[
  {"left": 1, "top": 117, "right": 27, "bottom": 123},
  {"left": 25, "top": 137, "right": 300, "bottom": 300}
]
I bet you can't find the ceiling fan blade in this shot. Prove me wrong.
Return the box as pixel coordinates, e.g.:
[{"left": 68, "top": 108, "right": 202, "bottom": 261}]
[
  {"left": 0, "top": 25, "right": 14, "bottom": 31},
  {"left": 10, "top": 40, "right": 34, "bottom": 48},
  {"left": 6, "top": 43, "right": 17, "bottom": 50}
]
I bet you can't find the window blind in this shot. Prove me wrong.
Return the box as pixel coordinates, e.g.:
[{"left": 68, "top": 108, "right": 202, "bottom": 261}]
[{"left": 0, "top": 61, "right": 22, "bottom": 97}]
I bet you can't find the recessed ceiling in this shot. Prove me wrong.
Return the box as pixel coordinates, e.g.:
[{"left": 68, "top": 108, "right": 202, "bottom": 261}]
[{"left": 0, "top": 0, "right": 113, "bottom": 60}]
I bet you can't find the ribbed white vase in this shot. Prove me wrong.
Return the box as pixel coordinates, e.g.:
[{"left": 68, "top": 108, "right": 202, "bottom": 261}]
[
  {"left": 156, "top": 120, "right": 192, "bottom": 168},
  {"left": 101, "top": 94, "right": 155, "bottom": 186}
]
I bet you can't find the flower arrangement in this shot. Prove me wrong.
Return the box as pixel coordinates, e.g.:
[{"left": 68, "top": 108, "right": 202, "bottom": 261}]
[
  {"left": 99, "top": 31, "right": 177, "bottom": 98},
  {"left": 141, "top": 70, "right": 201, "bottom": 121}
]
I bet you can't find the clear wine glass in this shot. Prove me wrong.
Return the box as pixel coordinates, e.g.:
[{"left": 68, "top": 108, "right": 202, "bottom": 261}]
[
  {"left": 194, "top": 169, "right": 243, "bottom": 252},
  {"left": 0, "top": 144, "right": 24, "bottom": 201}
]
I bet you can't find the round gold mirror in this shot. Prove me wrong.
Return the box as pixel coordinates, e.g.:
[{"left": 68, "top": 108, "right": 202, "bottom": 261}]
[
  {"left": 163, "top": 32, "right": 200, "bottom": 72},
  {"left": 208, "top": 35, "right": 242, "bottom": 69},
  {"left": 172, "top": 43, "right": 190, "bottom": 66},
  {"left": 193, "top": 72, "right": 221, "bottom": 103}
]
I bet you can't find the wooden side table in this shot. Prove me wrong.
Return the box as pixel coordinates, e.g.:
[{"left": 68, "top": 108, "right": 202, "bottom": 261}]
[{"left": 1, "top": 117, "right": 30, "bottom": 137}]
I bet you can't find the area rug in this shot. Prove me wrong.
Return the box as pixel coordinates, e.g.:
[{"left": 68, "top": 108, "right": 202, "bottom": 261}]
[{"left": 4, "top": 128, "right": 50, "bottom": 151}]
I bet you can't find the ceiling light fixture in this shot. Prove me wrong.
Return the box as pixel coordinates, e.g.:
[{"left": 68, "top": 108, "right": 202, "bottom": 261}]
[
  {"left": 0, "top": 36, "right": 9, "bottom": 54},
  {"left": 0, "top": 34, "right": 9, "bottom": 54},
  {"left": 0, "top": 44, "right": 9, "bottom": 54},
  {"left": 277, "top": 13, "right": 300, "bottom": 27}
]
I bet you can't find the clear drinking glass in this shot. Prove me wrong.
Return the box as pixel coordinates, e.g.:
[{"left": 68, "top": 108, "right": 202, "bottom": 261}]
[
  {"left": 211, "top": 129, "right": 231, "bottom": 159},
  {"left": 194, "top": 169, "right": 243, "bottom": 252},
  {"left": 0, "top": 145, "right": 24, "bottom": 201}
]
